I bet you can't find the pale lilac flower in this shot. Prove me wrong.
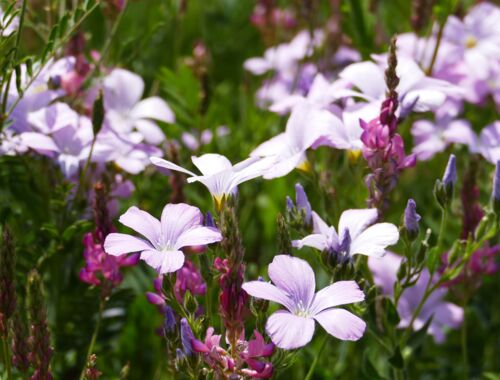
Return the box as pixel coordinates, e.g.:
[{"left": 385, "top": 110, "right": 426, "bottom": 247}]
[
  {"left": 0, "top": 130, "right": 27, "bottom": 156},
  {"left": 335, "top": 57, "right": 461, "bottom": 113},
  {"left": 411, "top": 116, "right": 477, "bottom": 161},
  {"left": 478, "top": 121, "right": 500, "bottom": 164},
  {"left": 150, "top": 153, "right": 274, "bottom": 207},
  {"left": 443, "top": 3, "right": 500, "bottom": 81},
  {"left": 20, "top": 114, "right": 93, "bottom": 178},
  {"left": 251, "top": 103, "right": 343, "bottom": 179},
  {"left": 92, "top": 129, "right": 162, "bottom": 174},
  {"left": 242, "top": 255, "right": 366, "bottom": 349},
  {"left": 104, "top": 203, "right": 222, "bottom": 274},
  {"left": 293, "top": 209, "right": 399, "bottom": 258},
  {"left": 368, "top": 252, "right": 463, "bottom": 343},
  {"left": 244, "top": 30, "right": 324, "bottom": 79},
  {"left": 101, "top": 69, "right": 175, "bottom": 145}
]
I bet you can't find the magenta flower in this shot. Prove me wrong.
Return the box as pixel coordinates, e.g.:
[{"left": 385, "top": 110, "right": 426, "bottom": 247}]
[
  {"left": 242, "top": 255, "right": 366, "bottom": 349},
  {"left": 369, "top": 252, "right": 463, "bottom": 343},
  {"left": 104, "top": 203, "right": 222, "bottom": 274},
  {"left": 174, "top": 260, "right": 206, "bottom": 302},
  {"left": 80, "top": 232, "right": 139, "bottom": 287},
  {"left": 293, "top": 209, "right": 399, "bottom": 258}
]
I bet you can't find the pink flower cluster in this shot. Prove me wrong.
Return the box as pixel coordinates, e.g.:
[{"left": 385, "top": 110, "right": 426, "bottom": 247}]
[
  {"left": 192, "top": 328, "right": 274, "bottom": 379},
  {"left": 174, "top": 260, "right": 206, "bottom": 303}
]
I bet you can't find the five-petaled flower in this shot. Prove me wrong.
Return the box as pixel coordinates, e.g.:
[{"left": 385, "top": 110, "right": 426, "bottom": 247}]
[
  {"left": 242, "top": 255, "right": 366, "bottom": 349},
  {"left": 292, "top": 208, "right": 399, "bottom": 259},
  {"left": 104, "top": 203, "right": 222, "bottom": 274}
]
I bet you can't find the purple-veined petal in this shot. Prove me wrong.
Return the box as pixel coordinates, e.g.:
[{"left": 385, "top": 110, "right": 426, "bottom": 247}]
[
  {"left": 268, "top": 255, "right": 316, "bottom": 309},
  {"left": 130, "top": 96, "right": 175, "bottom": 123},
  {"left": 118, "top": 206, "right": 161, "bottom": 247},
  {"left": 262, "top": 152, "right": 305, "bottom": 180},
  {"left": 160, "top": 203, "right": 203, "bottom": 245},
  {"left": 20, "top": 132, "right": 60, "bottom": 152},
  {"left": 174, "top": 226, "right": 222, "bottom": 250},
  {"left": 191, "top": 153, "right": 232, "bottom": 176},
  {"left": 103, "top": 69, "right": 144, "bottom": 110},
  {"left": 104, "top": 233, "right": 153, "bottom": 255},
  {"left": 339, "top": 61, "right": 385, "bottom": 99},
  {"left": 349, "top": 223, "right": 399, "bottom": 257},
  {"left": 150, "top": 156, "right": 197, "bottom": 176},
  {"left": 310, "top": 281, "right": 365, "bottom": 314},
  {"left": 338, "top": 208, "right": 378, "bottom": 240},
  {"left": 266, "top": 310, "right": 315, "bottom": 349},
  {"left": 242, "top": 281, "right": 295, "bottom": 312},
  {"left": 292, "top": 234, "right": 328, "bottom": 251},
  {"left": 314, "top": 308, "right": 366, "bottom": 341},
  {"left": 141, "top": 249, "right": 185, "bottom": 274}
]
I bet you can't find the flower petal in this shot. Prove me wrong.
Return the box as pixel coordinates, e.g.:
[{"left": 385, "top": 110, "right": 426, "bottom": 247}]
[
  {"left": 310, "top": 281, "right": 365, "bottom": 314},
  {"left": 338, "top": 208, "right": 378, "bottom": 240},
  {"left": 160, "top": 203, "right": 203, "bottom": 244},
  {"left": 266, "top": 310, "right": 315, "bottom": 349},
  {"left": 314, "top": 308, "right": 366, "bottom": 341},
  {"left": 292, "top": 234, "right": 328, "bottom": 251},
  {"left": 268, "top": 255, "right": 316, "bottom": 308},
  {"left": 191, "top": 153, "right": 233, "bottom": 176},
  {"left": 130, "top": 96, "right": 175, "bottom": 123},
  {"left": 350, "top": 223, "right": 399, "bottom": 257},
  {"left": 150, "top": 156, "right": 197, "bottom": 176},
  {"left": 119, "top": 206, "right": 161, "bottom": 246},
  {"left": 174, "top": 226, "right": 222, "bottom": 250},
  {"left": 141, "top": 249, "right": 185, "bottom": 274},
  {"left": 104, "top": 233, "right": 153, "bottom": 255},
  {"left": 242, "top": 281, "right": 295, "bottom": 312}
]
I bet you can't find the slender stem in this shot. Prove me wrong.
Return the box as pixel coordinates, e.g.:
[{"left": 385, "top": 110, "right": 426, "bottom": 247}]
[
  {"left": 304, "top": 334, "right": 329, "bottom": 380},
  {"left": 461, "top": 295, "right": 469, "bottom": 380},
  {"left": 2, "top": 336, "right": 12, "bottom": 380},
  {"left": 0, "top": 0, "right": 28, "bottom": 133},
  {"left": 79, "top": 297, "right": 106, "bottom": 380},
  {"left": 426, "top": 20, "right": 446, "bottom": 75},
  {"left": 401, "top": 278, "right": 435, "bottom": 345},
  {"left": 437, "top": 208, "right": 448, "bottom": 253},
  {"left": 366, "top": 327, "right": 392, "bottom": 354}
]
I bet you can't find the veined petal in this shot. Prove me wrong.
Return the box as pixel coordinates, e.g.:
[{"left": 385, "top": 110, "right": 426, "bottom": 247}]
[
  {"left": 338, "top": 208, "right": 378, "bottom": 240},
  {"left": 310, "top": 281, "right": 365, "bottom": 314},
  {"left": 134, "top": 119, "right": 165, "bottom": 145},
  {"left": 160, "top": 203, "right": 203, "bottom": 245},
  {"left": 141, "top": 249, "right": 185, "bottom": 274},
  {"left": 242, "top": 281, "right": 295, "bottom": 312},
  {"left": 266, "top": 310, "right": 315, "bottom": 349},
  {"left": 130, "top": 96, "right": 175, "bottom": 123},
  {"left": 150, "top": 156, "right": 197, "bottom": 176},
  {"left": 191, "top": 153, "right": 232, "bottom": 176},
  {"left": 174, "top": 226, "right": 222, "bottom": 250},
  {"left": 292, "top": 234, "right": 328, "bottom": 251},
  {"left": 339, "top": 61, "right": 385, "bottom": 100},
  {"left": 367, "top": 252, "right": 402, "bottom": 295},
  {"left": 314, "top": 308, "right": 366, "bottom": 341},
  {"left": 119, "top": 206, "right": 161, "bottom": 247},
  {"left": 349, "top": 223, "right": 399, "bottom": 257},
  {"left": 268, "top": 255, "right": 316, "bottom": 309},
  {"left": 262, "top": 152, "right": 306, "bottom": 179},
  {"left": 104, "top": 233, "right": 153, "bottom": 255}
]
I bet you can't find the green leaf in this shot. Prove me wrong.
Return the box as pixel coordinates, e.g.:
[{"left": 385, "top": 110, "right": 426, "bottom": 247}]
[{"left": 388, "top": 345, "right": 404, "bottom": 369}]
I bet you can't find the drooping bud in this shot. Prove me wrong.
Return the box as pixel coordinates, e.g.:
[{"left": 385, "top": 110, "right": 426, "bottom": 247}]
[{"left": 403, "top": 199, "right": 421, "bottom": 241}]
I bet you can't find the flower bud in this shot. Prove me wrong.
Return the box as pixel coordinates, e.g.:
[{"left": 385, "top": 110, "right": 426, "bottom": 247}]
[
  {"left": 442, "top": 154, "right": 457, "bottom": 201},
  {"left": 492, "top": 161, "right": 500, "bottom": 216},
  {"left": 403, "top": 198, "right": 421, "bottom": 241}
]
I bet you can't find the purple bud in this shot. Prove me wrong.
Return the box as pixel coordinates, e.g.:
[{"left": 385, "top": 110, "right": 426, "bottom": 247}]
[
  {"left": 146, "top": 292, "right": 165, "bottom": 306},
  {"left": 163, "top": 305, "right": 176, "bottom": 333},
  {"left": 286, "top": 196, "right": 294, "bottom": 212},
  {"left": 295, "top": 183, "right": 312, "bottom": 225},
  {"left": 153, "top": 276, "right": 163, "bottom": 293},
  {"left": 180, "top": 318, "right": 195, "bottom": 356},
  {"left": 493, "top": 161, "right": 500, "bottom": 202},
  {"left": 443, "top": 154, "right": 457, "bottom": 189},
  {"left": 205, "top": 212, "right": 215, "bottom": 228},
  {"left": 404, "top": 199, "right": 421, "bottom": 240}
]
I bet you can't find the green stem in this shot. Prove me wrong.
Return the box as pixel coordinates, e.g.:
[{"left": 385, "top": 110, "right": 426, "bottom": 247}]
[
  {"left": 437, "top": 208, "right": 448, "bottom": 253},
  {"left": 304, "top": 334, "right": 329, "bottom": 380},
  {"left": 2, "top": 336, "right": 12, "bottom": 380},
  {"left": 461, "top": 296, "right": 469, "bottom": 380},
  {"left": 366, "top": 327, "right": 392, "bottom": 354},
  {"left": 426, "top": 20, "right": 446, "bottom": 75},
  {"left": 79, "top": 297, "right": 106, "bottom": 380},
  {"left": 0, "top": 0, "right": 28, "bottom": 133}
]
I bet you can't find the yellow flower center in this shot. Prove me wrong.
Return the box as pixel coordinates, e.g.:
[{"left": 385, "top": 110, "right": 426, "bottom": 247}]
[{"left": 465, "top": 36, "right": 477, "bottom": 49}]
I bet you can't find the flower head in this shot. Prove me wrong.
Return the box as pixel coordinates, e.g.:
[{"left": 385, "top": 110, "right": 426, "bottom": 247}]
[
  {"left": 174, "top": 260, "right": 206, "bottom": 302},
  {"left": 293, "top": 209, "right": 399, "bottom": 259},
  {"left": 104, "top": 203, "right": 222, "bottom": 274},
  {"left": 243, "top": 255, "right": 366, "bottom": 349},
  {"left": 150, "top": 154, "right": 274, "bottom": 208}
]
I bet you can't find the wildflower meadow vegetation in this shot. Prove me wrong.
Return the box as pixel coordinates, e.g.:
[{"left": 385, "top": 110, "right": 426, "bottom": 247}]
[{"left": 1, "top": 0, "right": 500, "bottom": 379}]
